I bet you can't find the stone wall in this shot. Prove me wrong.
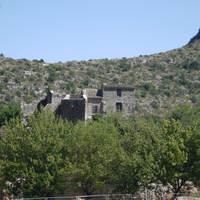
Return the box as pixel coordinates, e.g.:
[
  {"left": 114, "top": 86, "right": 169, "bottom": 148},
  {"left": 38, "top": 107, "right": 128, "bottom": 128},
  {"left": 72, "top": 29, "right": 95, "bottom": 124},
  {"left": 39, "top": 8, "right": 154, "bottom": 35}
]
[
  {"left": 102, "top": 86, "right": 135, "bottom": 115},
  {"left": 33, "top": 84, "right": 135, "bottom": 122},
  {"left": 60, "top": 98, "right": 86, "bottom": 122},
  {"left": 22, "top": 101, "right": 39, "bottom": 116},
  {"left": 86, "top": 97, "right": 102, "bottom": 119},
  {"left": 47, "top": 91, "right": 65, "bottom": 112}
]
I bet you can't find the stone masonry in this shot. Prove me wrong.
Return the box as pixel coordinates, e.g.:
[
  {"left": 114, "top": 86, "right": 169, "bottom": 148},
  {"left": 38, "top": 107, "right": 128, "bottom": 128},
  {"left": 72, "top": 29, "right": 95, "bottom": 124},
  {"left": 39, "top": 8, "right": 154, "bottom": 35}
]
[{"left": 38, "top": 83, "right": 135, "bottom": 122}]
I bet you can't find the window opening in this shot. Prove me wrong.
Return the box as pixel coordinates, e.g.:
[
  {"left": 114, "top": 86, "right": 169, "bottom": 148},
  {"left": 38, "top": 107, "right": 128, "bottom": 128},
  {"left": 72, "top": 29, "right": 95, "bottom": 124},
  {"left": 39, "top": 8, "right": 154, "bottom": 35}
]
[
  {"left": 116, "top": 102, "right": 122, "bottom": 111},
  {"left": 92, "top": 105, "right": 98, "bottom": 114},
  {"left": 117, "top": 89, "right": 121, "bottom": 97}
]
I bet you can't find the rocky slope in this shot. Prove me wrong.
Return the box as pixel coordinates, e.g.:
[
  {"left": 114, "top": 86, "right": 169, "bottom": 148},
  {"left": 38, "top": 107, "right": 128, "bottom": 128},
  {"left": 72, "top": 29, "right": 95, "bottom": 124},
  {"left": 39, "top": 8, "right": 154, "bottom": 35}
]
[{"left": 0, "top": 29, "right": 200, "bottom": 116}]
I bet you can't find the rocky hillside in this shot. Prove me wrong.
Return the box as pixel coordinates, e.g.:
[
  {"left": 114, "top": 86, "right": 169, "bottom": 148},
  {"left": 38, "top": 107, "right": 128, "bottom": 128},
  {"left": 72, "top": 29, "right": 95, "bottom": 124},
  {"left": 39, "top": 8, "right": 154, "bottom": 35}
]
[{"left": 0, "top": 29, "right": 200, "bottom": 116}]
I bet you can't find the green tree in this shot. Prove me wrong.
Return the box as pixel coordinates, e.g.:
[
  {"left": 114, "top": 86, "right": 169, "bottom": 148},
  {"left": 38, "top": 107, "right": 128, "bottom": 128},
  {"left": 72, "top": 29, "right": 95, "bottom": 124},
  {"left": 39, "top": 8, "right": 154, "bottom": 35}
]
[
  {"left": 155, "top": 119, "right": 197, "bottom": 199},
  {"left": 167, "top": 104, "right": 200, "bottom": 128},
  {"left": 0, "top": 102, "right": 22, "bottom": 127},
  {"left": 0, "top": 108, "right": 72, "bottom": 198},
  {"left": 115, "top": 117, "right": 161, "bottom": 194},
  {"left": 67, "top": 120, "right": 125, "bottom": 194}
]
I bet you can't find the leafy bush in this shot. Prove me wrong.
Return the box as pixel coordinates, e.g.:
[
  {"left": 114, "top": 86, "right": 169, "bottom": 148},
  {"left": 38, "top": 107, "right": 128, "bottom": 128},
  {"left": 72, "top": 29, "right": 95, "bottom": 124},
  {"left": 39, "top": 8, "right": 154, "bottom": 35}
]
[
  {"left": 164, "top": 90, "right": 171, "bottom": 97},
  {"left": 47, "top": 71, "right": 57, "bottom": 82},
  {"left": 15, "top": 90, "right": 21, "bottom": 97},
  {"left": 14, "top": 76, "right": 21, "bottom": 84},
  {"left": 140, "top": 82, "right": 157, "bottom": 95},
  {"left": 87, "top": 69, "right": 96, "bottom": 78},
  {"left": 113, "top": 77, "right": 119, "bottom": 83},
  {"left": 3, "top": 76, "right": 9, "bottom": 83},
  {"left": 5, "top": 94, "right": 12, "bottom": 102},
  {"left": 118, "top": 57, "right": 131, "bottom": 72},
  {"left": 83, "top": 78, "right": 89, "bottom": 86},
  {"left": 0, "top": 69, "right": 5, "bottom": 75},
  {"left": 0, "top": 102, "right": 22, "bottom": 127},
  {"left": 24, "top": 96, "right": 33, "bottom": 104},
  {"left": 179, "top": 73, "right": 188, "bottom": 86},
  {"left": 151, "top": 100, "right": 159, "bottom": 109},
  {"left": 60, "top": 82, "right": 76, "bottom": 94},
  {"left": 0, "top": 83, "right": 5, "bottom": 93},
  {"left": 140, "top": 91, "right": 146, "bottom": 98},
  {"left": 183, "top": 60, "right": 200, "bottom": 70},
  {"left": 135, "top": 103, "right": 142, "bottom": 112}
]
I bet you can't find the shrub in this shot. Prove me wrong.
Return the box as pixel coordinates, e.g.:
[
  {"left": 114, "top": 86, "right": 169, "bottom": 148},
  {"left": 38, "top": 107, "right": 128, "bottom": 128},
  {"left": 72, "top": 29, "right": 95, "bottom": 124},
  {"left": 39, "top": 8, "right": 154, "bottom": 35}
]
[
  {"left": 151, "top": 100, "right": 159, "bottom": 109},
  {"left": 87, "top": 69, "right": 96, "bottom": 78},
  {"left": 47, "top": 71, "right": 57, "bottom": 82},
  {"left": 4, "top": 94, "right": 12, "bottom": 102},
  {"left": 113, "top": 77, "right": 119, "bottom": 83},
  {"left": 0, "top": 83, "right": 5, "bottom": 93},
  {"left": 190, "top": 95, "right": 197, "bottom": 104},
  {"left": 83, "top": 78, "right": 89, "bottom": 86},
  {"left": 69, "top": 71, "right": 75, "bottom": 77},
  {"left": 3, "top": 76, "right": 9, "bottom": 83},
  {"left": 30, "top": 90, "right": 36, "bottom": 98},
  {"left": 140, "top": 91, "right": 146, "bottom": 98},
  {"left": 118, "top": 57, "right": 131, "bottom": 72},
  {"left": 14, "top": 77, "right": 21, "bottom": 84},
  {"left": 135, "top": 103, "right": 142, "bottom": 112},
  {"left": 0, "top": 102, "right": 22, "bottom": 127},
  {"left": 183, "top": 60, "right": 200, "bottom": 70},
  {"left": 24, "top": 95, "right": 33, "bottom": 104},
  {"left": 16, "top": 91, "right": 21, "bottom": 97},
  {"left": 140, "top": 82, "right": 157, "bottom": 95},
  {"left": 28, "top": 76, "right": 35, "bottom": 82},
  {"left": 0, "top": 69, "right": 5, "bottom": 75},
  {"left": 164, "top": 90, "right": 171, "bottom": 97},
  {"left": 179, "top": 73, "right": 188, "bottom": 86}
]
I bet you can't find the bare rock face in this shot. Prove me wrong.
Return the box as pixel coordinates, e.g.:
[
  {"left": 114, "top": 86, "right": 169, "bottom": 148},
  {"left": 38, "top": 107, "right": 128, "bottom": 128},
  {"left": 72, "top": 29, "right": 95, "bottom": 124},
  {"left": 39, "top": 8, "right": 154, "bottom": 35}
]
[{"left": 188, "top": 28, "right": 200, "bottom": 44}]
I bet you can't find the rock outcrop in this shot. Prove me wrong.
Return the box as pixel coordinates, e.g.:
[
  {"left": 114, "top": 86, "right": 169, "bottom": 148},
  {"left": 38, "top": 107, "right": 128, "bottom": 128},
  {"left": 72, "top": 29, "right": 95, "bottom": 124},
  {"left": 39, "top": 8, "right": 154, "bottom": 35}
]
[{"left": 188, "top": 28, "right": 200, "bottom": 44}]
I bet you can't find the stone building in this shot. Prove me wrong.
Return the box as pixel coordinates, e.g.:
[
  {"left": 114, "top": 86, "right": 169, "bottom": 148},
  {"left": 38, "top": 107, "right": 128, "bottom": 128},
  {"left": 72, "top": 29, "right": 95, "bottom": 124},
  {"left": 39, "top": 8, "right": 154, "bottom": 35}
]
[{"left": 38, "top": 83, "right": 135, "bottom": 122}]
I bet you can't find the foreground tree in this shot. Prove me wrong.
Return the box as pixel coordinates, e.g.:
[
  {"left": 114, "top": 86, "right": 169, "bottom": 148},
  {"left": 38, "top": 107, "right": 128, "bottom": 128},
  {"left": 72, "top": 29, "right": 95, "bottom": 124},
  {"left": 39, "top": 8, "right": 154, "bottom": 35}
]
[
  {"left": 0, "top": 102, "right": 22, "bottom": 127},
  {"left": 166, "top": 104, "right": 200, "bottom": 128},
  {"left": 155, "top": 119, "right": 200, "bottom": 199},
  {"left": 112, "top": 113, "right": 200, "bottom": 197},
  {"left": 2, "top": 105, "right": 200, "bottom": 198},
  {"left": 115, "top": 117, "right": 162, "bottom": 194},
  {"left": 67, "top": 120, "right": 126, "bottom": 194},
  {"left": 0, "top": 108, "right": 72, "bottom": 198}
]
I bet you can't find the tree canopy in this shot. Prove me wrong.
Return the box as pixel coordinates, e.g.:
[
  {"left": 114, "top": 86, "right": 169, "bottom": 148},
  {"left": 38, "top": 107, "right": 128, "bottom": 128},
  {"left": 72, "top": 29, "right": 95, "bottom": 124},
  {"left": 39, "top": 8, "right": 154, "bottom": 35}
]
[
  {"left": 67, "top": 120, "right": 125, "bottom": 194},
  {"left": 0, "top": 108, "right": 72, "bottom": 197},
  {"left": 1, "top": 104, "right": 200, "bottom": 198},
  {"left": 0, "top": 102, "right": 22, "bottom": 127}
]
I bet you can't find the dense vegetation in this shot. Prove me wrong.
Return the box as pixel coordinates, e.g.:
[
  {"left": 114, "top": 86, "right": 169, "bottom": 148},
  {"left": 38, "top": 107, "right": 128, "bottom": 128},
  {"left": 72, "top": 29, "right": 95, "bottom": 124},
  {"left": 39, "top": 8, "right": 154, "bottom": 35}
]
[
  {"left": 1, "top": 105, "right": 200, "bottom": 199},
  {"left": 0, "top": 102, "right": 22, "bottom": 127}
]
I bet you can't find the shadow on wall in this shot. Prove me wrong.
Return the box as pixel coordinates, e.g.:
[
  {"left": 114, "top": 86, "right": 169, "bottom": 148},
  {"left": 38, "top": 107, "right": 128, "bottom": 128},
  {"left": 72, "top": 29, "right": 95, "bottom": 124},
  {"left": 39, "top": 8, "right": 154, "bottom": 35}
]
[{"left": 37, "top": 96, "right": 48, "bottom": 111}]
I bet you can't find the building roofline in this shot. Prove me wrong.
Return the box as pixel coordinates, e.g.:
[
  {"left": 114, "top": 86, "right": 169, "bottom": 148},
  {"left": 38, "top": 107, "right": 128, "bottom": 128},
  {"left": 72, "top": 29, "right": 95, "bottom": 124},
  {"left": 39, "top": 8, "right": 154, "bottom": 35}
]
[{"left": 102, "top": 84, "right": 134, "bottom": 90}]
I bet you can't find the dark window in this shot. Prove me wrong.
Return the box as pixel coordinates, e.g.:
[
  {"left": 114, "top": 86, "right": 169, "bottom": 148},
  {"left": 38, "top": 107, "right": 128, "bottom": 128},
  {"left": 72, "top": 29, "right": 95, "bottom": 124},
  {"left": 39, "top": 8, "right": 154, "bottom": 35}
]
[
  {"left": 117, "top": 89, "right": 121, "bottom": 97},
  {"left": 116, "top": 102, "right": 122, "bottom": 111},
  {"left": 92, "top": 105, "right": 98, "bottom": 114}
]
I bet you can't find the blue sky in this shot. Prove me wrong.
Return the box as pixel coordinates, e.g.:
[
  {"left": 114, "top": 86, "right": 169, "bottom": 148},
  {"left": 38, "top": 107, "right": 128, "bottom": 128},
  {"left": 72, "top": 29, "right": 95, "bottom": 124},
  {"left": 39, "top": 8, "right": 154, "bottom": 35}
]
[{"left": 0, "top": 0, "right": 200, "bottom": 63}]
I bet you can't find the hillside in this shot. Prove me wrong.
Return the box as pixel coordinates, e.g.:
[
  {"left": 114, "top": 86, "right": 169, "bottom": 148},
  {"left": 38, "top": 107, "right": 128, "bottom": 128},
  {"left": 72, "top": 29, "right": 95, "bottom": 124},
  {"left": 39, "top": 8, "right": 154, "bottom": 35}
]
[{"left": 0, "top": 29, "right": 200, "bottom": 116}]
